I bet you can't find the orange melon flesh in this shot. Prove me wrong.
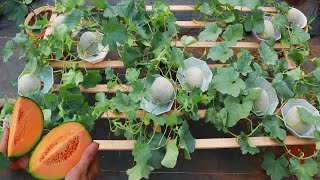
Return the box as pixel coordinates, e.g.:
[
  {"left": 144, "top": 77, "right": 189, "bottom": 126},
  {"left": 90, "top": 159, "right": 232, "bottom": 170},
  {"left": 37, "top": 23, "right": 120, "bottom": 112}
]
[
  {"left": 29, "top": 122, "right": 92, "bottom": 180},
  {"left": 7, "top": 97, "right": 43, "bottom": 158}
]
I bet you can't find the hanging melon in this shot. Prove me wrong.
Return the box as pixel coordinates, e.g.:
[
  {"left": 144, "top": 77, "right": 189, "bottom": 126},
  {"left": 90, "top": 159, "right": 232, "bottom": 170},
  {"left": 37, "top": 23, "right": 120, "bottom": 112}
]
[
  {"left": 28, "top": 122, "right": 92, "bottom": 180},
  {"left": 7, "top": 97, "right": 44, "bottom": 158}
]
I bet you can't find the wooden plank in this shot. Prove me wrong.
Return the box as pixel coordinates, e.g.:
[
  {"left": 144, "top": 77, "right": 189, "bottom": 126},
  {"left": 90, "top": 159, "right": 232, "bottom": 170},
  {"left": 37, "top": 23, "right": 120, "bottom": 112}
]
[
  {"left": 145, "top": 5, "right": 277, "bottom": 13},
  {"left": 176, "top": 21, "right": 205, "bottom": 28},
  {"left": 50, "top": 60, "right": 227, "bottom": 69},
  {"left": 171, "top": 41, "right": 287, "bottom": 49},
  {"left": 53, "top": 84, "right": 132, "bottom": 93},
  {"left": 95, "top": 136, "right": 315, "bottom": 150}
]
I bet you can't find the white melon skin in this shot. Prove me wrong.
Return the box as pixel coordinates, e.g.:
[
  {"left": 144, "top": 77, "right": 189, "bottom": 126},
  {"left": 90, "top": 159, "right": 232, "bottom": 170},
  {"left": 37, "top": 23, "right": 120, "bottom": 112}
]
[
  {"left": 285, "top": 106, "right": 312, "bottom": 135},
  {"left": 184, "top": 67, "right": 204, "bottom": 89},
  {"left": 52, "top": 15, "right": 66, "bottom": 31},
  {"left": 253, "top": 88, "right": 269, "bottom": 114},
  {"left": 258, "top": 20, "right": 275, "bottom": 40},
  {"left": 18, "top": 74, "right": 41, "bottom": 95},
  {"left": 79, "top": 32, "right": 99, "bottom": 56},
  {"left": 151, "top": 77, "right": 174, "bottom": 104},
  {"left": 286, "top": 8, "right": 306, "bottom": 28}
]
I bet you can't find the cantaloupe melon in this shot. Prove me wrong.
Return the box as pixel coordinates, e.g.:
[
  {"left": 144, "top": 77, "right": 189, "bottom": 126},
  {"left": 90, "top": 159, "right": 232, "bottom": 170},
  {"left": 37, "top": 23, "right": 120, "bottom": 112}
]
[
  {"left": 184, "top": 67, "right": 204, "bottom": 89},
  {"left": 28, "top": 122, "right": 92, "bottom": 180},
  {"left": 79, "top": 32, "right": 99, "bottom": 56},
  {"left": 252, "top": 88, "right": 269, "bottom": 114},
  {"left": 7, "top": 97, "right": 43, "bottom": 158},
  {"left": 51, "top": 15, "right": 66, "bottom": 31},
  {"left": 151, "top": 76, "right": 174, "bottom": 104},
  {"left": 18, "top": 73, "right": 41, "bottom": 96},
  {"left": 258, "top": 20, "right": 275, "bottom": 40},
  {"left": 286, "top": 106, "right": 312, "bottom": 135}
]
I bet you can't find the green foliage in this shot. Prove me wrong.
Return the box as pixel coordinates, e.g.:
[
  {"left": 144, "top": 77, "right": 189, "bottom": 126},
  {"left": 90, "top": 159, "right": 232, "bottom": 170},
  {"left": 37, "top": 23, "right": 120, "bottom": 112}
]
[
  {"left": 208, "top": 42, "right": 234, "bottom": 63},
  {"left": 262, "top": 152, "right": 290, "bottom": 180},
  {"left": 289, "top": 157, "right": 318, "bottom": 180},
  {"left": 238, "top": 132, "right": 260, "bottom": 155},
  {"left": 199, "top": 23, "right": 222, "bottom": 42},
  {"left": 0, "top": 153, "right": 10, "bottom": 170}
]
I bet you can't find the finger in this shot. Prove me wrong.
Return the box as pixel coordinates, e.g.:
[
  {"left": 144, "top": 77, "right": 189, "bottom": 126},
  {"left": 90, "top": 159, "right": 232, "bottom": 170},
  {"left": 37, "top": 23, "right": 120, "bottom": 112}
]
[
  {"left": 9, "top": 154, "right": 30, "bottom": 170},
  {"left": 88, "top": 155, "right": 100, "bottom": 179},
  {"left": 74, "top": 142, "right": 99, "bottom": 170},
  {"left": 0, "top": 128, "right": 9, "bottom": 154}
]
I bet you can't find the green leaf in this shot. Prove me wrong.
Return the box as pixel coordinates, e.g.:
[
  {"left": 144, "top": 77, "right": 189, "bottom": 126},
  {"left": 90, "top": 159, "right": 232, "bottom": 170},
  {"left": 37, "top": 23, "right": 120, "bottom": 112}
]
[
  {"left": 218, "top": 0, "right": 263, "bottom": 9},
  {"left": 161, "top": 138, "right": 179, "bottom": 168},
  {"left": 224, "top": 96, "right": 252, "bottom": 127},
  {"left": 126, "top": 68, "right": 140, "bottom": 82},
  {"left": 213, "top": 67, "right": 246, "bottom": 97},
  {"left": 61, "top": 69, "right": 83, "bottom": 86},
  {"left": 199, "top": 2, "right": 213, "bottom": 16},
  {"left": 92, "top": 0, "right": 106, "bottom": 9},
  {"left": 262, "top": 115, "right": 287, "bottom": 142},
  {"left": 110, "top": 91, "right": 138, "bottom": 113},
  {"left": 3, "top": 40, "right": 13, "bottom": 62},
  {"left": 289, "top": 157, "right": 318, "bottom": 180},
  {"left": 181, "top": 35, "right": 197, "bottom": 47},
  {"left": 82, "top": 70, "right": 102, "bottom": 89},
  {"left": 234, "top": 48, "right": 254, "bottom": 75},
  {"left": 178, "top": 121, "right": 196, "bottom": 155},
  {"left": 64, "top": 8, "right": 82, "bottom": 28},
  {"left": 120, "top": 44, "right": 143, "bottom": 68},
  {"left": 0, "top": 153, "right": 10, "bottom": 170},
  {"left": 132, "top": 142, "right": 152, "bottom": 164},
  {"left": 298, "top": 108, "right": 320, "bottom": 126},
  {"left": 238, "top": 132, "right": 260, "bottom": 155},
  {"left": 272, "top": 14, "right": 286, "bottom": 32},
  {"left": 102, "top": 18, "right": 128, "bottom": 50},
  {"left": 199, "top": 23, "right": 222, "bottom": 42},
  {"left": 272, "top": 73, "right": 294, "bottom": 100},
  {"left": 127, "top": 163, "right": 154, "bottom": 180},
  {"left": 44, "top": 94, "right": 59, "bottom": 111},
  {"left": 258, "top": 42, "right": 278, "bottom": 66},
  {"left": 262, "top": 152, "right": 290, "bottom": 180},
  {"left": 290, "top": 26, "right": 310, "bottom": 45},
  {"left": 244, "top": 9, "right": 264, "bottom": 33},
  {"left": 222, "top": 23, "right": 244, "bottom": 44},
  {"left": 208, "top": 42, "right": 234, "bottom": 63}
]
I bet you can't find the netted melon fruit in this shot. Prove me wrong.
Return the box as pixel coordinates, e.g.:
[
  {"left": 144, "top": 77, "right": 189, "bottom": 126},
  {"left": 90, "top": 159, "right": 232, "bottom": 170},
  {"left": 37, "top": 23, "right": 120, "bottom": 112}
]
[
  {"left": 258, "top": 20, "right": 275, "bottom": 40},
  {"left": 151, "top": 76, "right": 174, "bottom": 104},
  {"left": 287, "top": 8, "right": 307, "bottom": 28},
  {"left": 253, "top": 88, "right": 269, "bottom": 114},
  {"left": 79, "top": 32, "right": 99, "bottom": 56},
  {"left": 28, "top": 122, "right": 92, "bottom": 179},
  {"left": 18, "top": 73, "right": 41, "bottom": 96},
  {"left": 286, "top": 106, "right": 312, "bottom": 135},
  {"left": 184, "top": 67, "right": 204, "bottom": 89}
]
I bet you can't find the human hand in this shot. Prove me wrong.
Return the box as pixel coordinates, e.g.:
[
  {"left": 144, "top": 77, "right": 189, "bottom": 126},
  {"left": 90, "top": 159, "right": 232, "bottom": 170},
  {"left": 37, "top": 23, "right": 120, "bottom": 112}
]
[
  {"left": 65, "top": 142, "right": 100, "bottom": 180},
  {"left": 0, "top": 128, "right": 30, "bottom": 170}
]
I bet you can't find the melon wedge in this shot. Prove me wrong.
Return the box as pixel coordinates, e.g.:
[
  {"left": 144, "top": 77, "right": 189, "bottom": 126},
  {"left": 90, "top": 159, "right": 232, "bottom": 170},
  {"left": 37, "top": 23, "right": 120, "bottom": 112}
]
[
  {"left": 7, "top": 97, "right": 44, "bottom": 158},
  {"left": 28, "top": 122, "right": 92, "bottom": 180}
]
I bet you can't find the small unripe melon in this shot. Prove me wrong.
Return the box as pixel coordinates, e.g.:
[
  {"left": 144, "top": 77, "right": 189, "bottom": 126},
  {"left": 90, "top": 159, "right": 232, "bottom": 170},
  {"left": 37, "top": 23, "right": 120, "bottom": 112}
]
[
  {"left": 151, "top": 76, "right": 174, "bottom": 104},
  {"left": 253, "top": 88, "right": 269, "bottom": 114},
  {"left": 52, "top": 15, "right": 66, "bottom": 31},
  {"left": 18, "top": 73, "right": 41, "bottom": 95},
  {"left": 79, "top": 32, "right": 99, "bottom": 56},
  {"left": 258, "top": 20, "right": 275, "bottom": 40},
  {"left": 184, "top": 67, "right": 204, "bottom": 89},
  {"left": 286, "top": 106, "right": 312, "bottom": 135}
]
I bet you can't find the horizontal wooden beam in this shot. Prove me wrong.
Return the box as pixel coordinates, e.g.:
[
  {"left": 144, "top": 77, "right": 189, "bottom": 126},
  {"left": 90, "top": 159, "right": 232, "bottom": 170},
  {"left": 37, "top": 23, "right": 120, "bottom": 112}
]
[
  {"left": 94, "top": 136, "right": 315, "bottom": 151},
  {"left": 145, "top": 5, "right": 278, "bottom": 13},
  {"left": 53, "top": 84, "right": 132, "bottom": 93},
  {"left": 50, "top": 60, "right": 227, "bottom": 69},
  {"left": 171, "top": 41, "right": 287, "bottom": 49}
]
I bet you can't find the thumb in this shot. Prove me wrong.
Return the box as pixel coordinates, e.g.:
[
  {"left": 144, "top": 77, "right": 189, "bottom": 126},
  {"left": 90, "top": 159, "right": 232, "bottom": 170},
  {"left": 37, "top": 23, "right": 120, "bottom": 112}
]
[
  {"left": 74, "top": 142, "right": 99, "bottom": 170},
  {"left": 0, "top": 128, "right": 9, "bottom": 154}
]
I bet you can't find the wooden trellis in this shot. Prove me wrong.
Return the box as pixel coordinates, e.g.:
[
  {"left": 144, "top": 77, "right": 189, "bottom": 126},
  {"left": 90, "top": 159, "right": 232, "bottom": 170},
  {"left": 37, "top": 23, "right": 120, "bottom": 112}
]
[{"left": 48, "top": 5, "right": 315, "bottom": 150}]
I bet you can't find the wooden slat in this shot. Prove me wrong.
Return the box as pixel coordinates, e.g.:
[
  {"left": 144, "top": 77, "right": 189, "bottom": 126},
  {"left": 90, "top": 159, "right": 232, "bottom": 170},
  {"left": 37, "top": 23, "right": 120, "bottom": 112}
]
[
  {"left": 145, "top": 5, "right": 278, "bottom": 13},
  {"left": 53, "top": 84, "right": 132, "bottom": 93},
  {"left": 95, "top": 136, "right": 315, "bottom": 150},
  {"left": 50, "top": 60, "right": 227, "bottom": 69},
  {"left": 176, "top": 21, "right": 205, "bottom": 28},
  {"left": 171, "top": 41, "right": 287, "bottom": 49}
]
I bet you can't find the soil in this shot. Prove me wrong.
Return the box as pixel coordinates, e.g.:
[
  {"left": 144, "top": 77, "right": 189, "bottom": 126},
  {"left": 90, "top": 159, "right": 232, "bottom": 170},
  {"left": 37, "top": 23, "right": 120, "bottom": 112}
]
[{"left": 28, "top": 10, "right": 52, "bottom": 26}]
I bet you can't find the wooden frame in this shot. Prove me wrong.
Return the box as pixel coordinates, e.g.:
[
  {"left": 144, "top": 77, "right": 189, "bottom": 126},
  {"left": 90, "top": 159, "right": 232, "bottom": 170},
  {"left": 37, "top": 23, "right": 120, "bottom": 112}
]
[{"left": 49, "top": 5, "right": 314, "bottom": 151}]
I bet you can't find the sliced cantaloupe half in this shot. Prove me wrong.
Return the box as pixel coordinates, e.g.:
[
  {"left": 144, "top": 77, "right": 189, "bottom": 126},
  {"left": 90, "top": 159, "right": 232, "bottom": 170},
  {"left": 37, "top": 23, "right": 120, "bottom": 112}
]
[
  {"left": 28, "top": 122, "right": 92, "bottom": 180},
  {"left": 7, "top": 97, "right": 44, "bottom": 158}
]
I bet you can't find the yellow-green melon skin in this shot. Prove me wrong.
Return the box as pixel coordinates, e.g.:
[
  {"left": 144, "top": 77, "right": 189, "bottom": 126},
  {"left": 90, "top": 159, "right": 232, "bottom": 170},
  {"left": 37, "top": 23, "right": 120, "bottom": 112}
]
[
  {"left": 79, "top": 32, "right": 99, "bottom": 56},
  {"left": 28, "top": 122, "right": 92, "bottom": 180},
  {"left": 18, "top": 73, "right": 41, "bottom": 96},
  {"left": 258, "top": 20, "right": 275, "bottom": 40},
  {"left": 286, "top": 106, "right": 312, "bottom": 135},
  {"left": 184, "top": 67, "right": 204, "bottom": 89},
  {"left": 253, "top": 88, "right": 269, "bottom": 114},
  {"left": 151, "top": 76, "right": 174, "bottom": 104}
]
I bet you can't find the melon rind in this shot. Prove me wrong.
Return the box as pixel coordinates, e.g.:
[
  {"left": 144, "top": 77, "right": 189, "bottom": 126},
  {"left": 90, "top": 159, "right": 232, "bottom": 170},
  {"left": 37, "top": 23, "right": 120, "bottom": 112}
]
[
  {"left": 7, "top": 97, "right": 44, "bottom": 158},
  {"left": 28, "top": 122, "right": 92, "bottom": 180}
]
